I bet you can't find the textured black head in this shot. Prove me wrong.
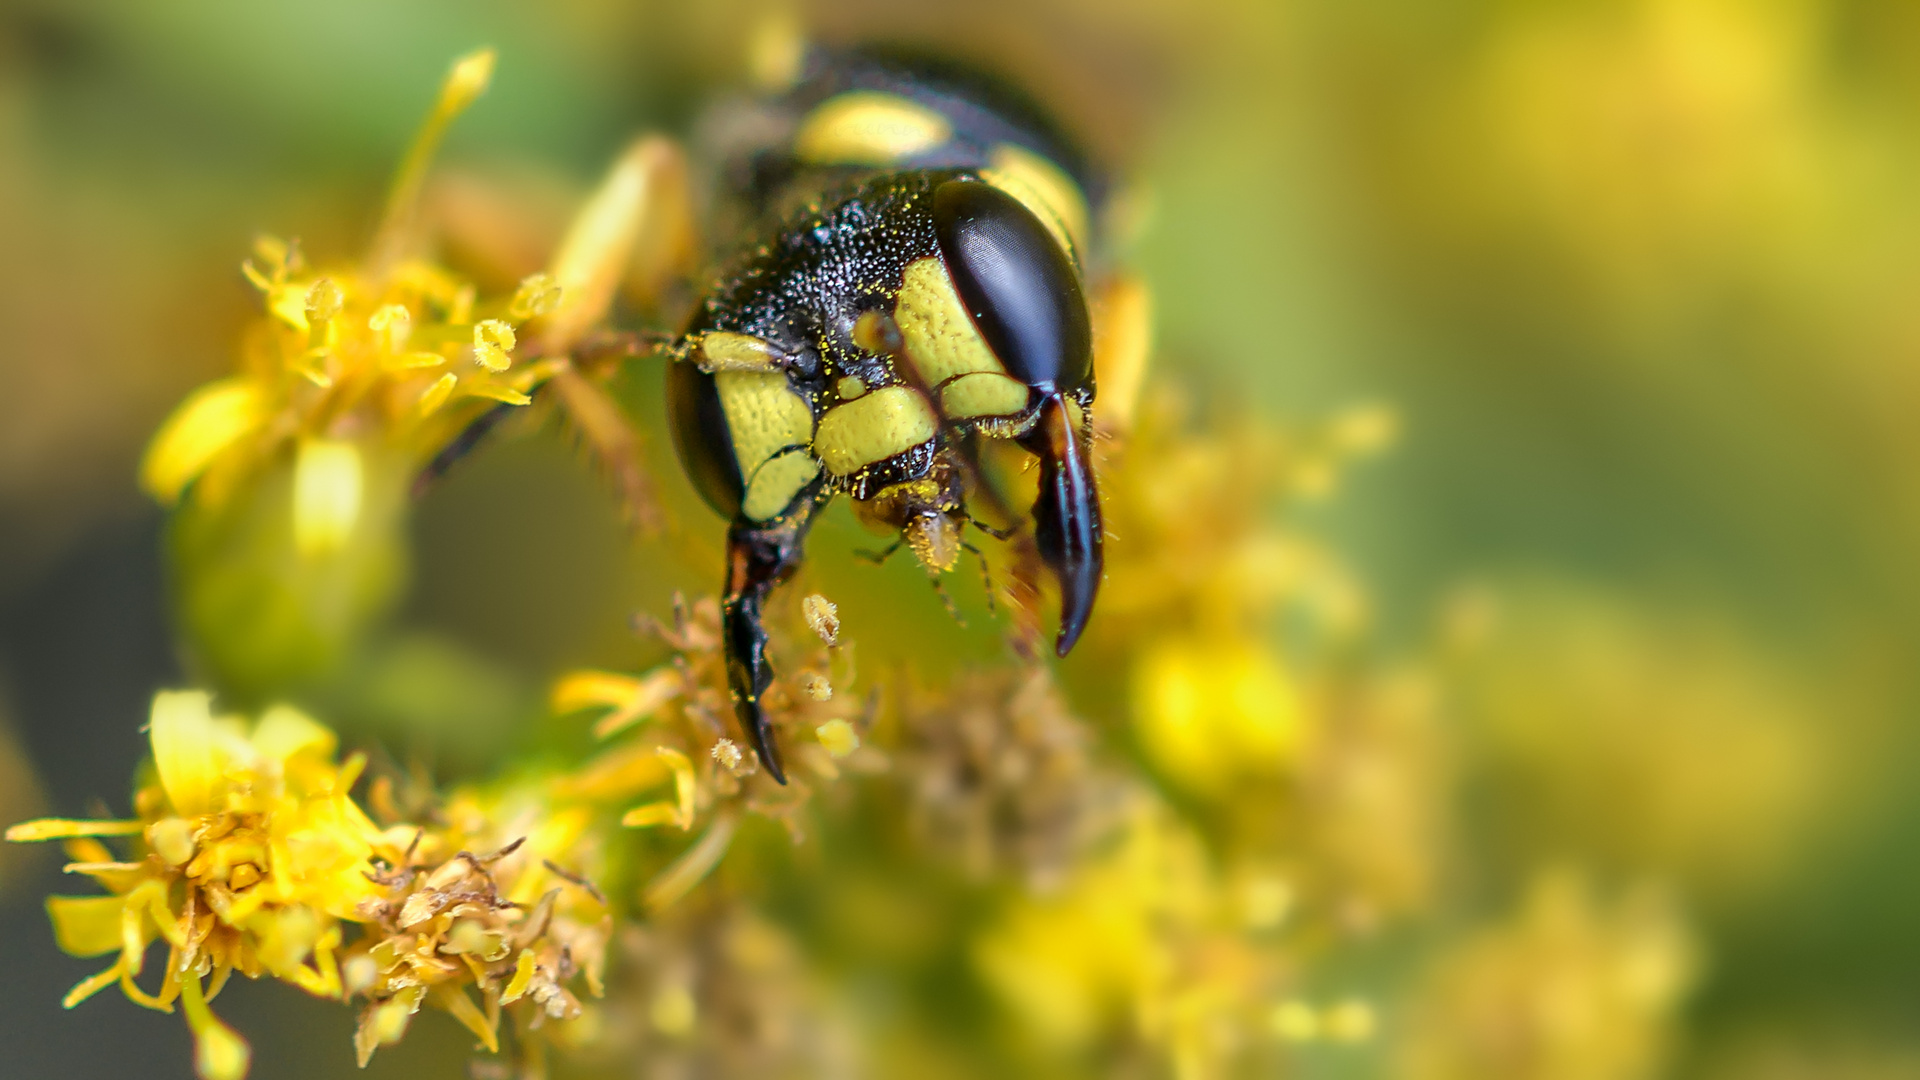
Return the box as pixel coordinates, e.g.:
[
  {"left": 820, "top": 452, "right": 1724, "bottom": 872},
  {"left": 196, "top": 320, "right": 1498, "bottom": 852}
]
[
  {"left": 664, "top": 359, "right": 746, "bottom": 520},
  {"left": 932, "top": 180, "right": 1092, "bottom": 395}
]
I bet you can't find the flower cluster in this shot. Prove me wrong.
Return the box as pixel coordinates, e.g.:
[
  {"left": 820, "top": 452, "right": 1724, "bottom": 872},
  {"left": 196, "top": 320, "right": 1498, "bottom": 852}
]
[
  {"left": 550, "top": 591, "right": 872, "bottom": 910},
  {"left": 7, "top": 688, "right": 611, "bottom": 1079},
  {"left": 9, "top": 692, "right": 395, "bottom": 1078},
  {"left": 138, "top": 51, "right": 561, "bottom": 527}
]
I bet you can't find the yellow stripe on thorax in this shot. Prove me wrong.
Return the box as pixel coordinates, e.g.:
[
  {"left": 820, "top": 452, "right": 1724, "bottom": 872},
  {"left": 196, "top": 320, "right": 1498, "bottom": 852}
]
[
  {"left": 981, "top": 142, "right": 1091, "bottom": 266},
  {"left": 814, "top": 385, "right": 938, "bottom": 477},
  {"left": 794, "top": 92, "right": 952, "bottom": 166},
  {"left": 893, "top": 257, "right": 1032, "bottom": 422},
  {"left": 715, "top": 370, "right": 819, "bottom": 521}
]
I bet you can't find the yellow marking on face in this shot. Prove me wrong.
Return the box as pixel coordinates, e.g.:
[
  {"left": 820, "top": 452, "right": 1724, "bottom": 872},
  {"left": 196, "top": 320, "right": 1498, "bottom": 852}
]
[
  {"left": 940, "top": 371, "right": 1031, "bottom": 420},
  {"left": 697, "top": 331, "right": 785, "bottom": 373},
  {"left": 1065, "top": 396, "right": 1088, "bottom": 436},
  {"left": 742, "top": 450, "right": 821, "bottom": 522},
  {"left": 794, "top": 92, "right": 952, "bottom": 166},
  {"left": 894, "top": 257, "right": 1005, "bottom": 389},
  {"left": 714, "top": 370, "right": 817, "bottom": 521},
  {"left": 982, "top": 142, "right": 1091, "bottom": 265},
  {"left": 836, "top": 375, "right": 868, "bottom": 400},
  {"left": 814, "top": 385, "right": 938, "bottom": 477}
]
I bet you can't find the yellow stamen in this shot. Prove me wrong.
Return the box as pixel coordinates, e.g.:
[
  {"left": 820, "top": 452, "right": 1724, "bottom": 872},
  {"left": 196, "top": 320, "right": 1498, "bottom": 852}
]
[
  {"left": 472, "top": 319, "right": 516, "bottom": 372},
  {"left": 368, "top": 304, "right": 412, "bottom": 352},
  {"left": 509, "top": 272, "right": 562, "bottom": 321}
]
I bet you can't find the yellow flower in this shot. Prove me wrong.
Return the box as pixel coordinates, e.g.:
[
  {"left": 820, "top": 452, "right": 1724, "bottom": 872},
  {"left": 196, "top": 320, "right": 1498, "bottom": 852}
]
[
  {"left": 549, "top": 594, "right": 866, "bottom": 910},
  {"left": 138, "top": 50, "right": 573, "bottom": 518},
  {"left": 1397, "top": 870, "right": 1698, "bottom": 1080},
  {"left": 7, "top": 692, "right": 403, "bottom": 1080}
]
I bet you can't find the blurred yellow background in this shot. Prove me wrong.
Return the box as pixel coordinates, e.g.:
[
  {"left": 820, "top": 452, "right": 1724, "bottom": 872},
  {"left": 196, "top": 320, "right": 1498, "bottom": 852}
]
[{"left": 3, "top": 0, "right": 1919, "bottom": 1077}]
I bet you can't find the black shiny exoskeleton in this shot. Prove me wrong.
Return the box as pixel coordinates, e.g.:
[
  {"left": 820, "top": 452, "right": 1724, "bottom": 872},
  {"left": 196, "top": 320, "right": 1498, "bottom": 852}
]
[{"left": 666, "top": 48, "right": 1109, "bottom": 782}]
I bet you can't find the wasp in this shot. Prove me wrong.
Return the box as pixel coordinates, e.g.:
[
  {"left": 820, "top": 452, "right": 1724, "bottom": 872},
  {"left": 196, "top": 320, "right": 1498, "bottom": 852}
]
[{"left": 658, "top": 47, "right": 1134, "bottom": 783}]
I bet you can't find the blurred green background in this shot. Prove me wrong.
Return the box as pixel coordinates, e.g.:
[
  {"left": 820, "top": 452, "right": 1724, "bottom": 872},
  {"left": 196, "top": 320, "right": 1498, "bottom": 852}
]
[{"left": 3, "top": 0, "right": 1919, "bottom": 1076}]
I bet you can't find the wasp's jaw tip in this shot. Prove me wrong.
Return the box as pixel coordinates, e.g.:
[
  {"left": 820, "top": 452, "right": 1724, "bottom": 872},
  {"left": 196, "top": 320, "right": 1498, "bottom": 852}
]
[
  {"left": 1054, "top": 629, "right": 1081, "bottom": 659},
  {"left": 757, "top": 746, "right": 789, "bottom": 786}
]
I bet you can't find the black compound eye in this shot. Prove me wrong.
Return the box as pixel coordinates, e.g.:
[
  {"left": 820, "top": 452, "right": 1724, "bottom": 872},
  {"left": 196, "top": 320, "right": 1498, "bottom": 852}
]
[
  {"left": 665, "top": 357, "right": 746, "bottom": 519},
  {"left": 932, "top": 179, "right": 1092, "bottom": 394}
]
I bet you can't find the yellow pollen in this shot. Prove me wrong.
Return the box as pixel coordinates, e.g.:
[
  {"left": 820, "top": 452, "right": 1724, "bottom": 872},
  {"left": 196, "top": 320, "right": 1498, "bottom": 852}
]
[
  {"left": 802, "top": 673, "right": 833, "bottom": 701},
  {"left": 304, "top": 278, "right": 343, "bottom": 349},
  {"left": 711, "top": 739, "right": 746, "bottom": 774},
  {"left": 472, "top": 319, "right": 516, "bottom": 372},
  {"left": 368, "top": 304, "right": 412, "bottom": 352},
  {"left": 803, "top": 594, "right": 840, "bottom": 645},
  {"left": 509, "top": 272, "right": 563, "bottom": 320},
  {"left": 816, "top": 719, "right": 859, "bottom": 759}
]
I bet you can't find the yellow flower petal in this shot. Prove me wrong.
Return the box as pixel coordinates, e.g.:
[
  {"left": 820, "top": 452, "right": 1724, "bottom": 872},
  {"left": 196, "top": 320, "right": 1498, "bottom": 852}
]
[
  {"left": 551, "top": 668, "right": 681, "bottom": 739},
  {"left": 418, "top": 372, "right": 457, "bottom": 416},
  {"left": 433, "top": 985, "right": 499, "bottom": 1053},
  {"left": 292, "top": 438, "right": 364, "bottom": 558},
  {"left": 139, "top": 380, "right": 263, "bottom": 505},
  {"left": 62, "top": 963, "right": 124, "bottom": 1009},
  {"left": 463, "top": 382, "right": 532, "bottom": 406},
  {"left": 6, "top": 818, "right": 144, "bottom": 842},
  {"left": 501, "top": 949, "right": 537, "bottom": 1005},
  {"left": 180, "top": 972, "right": 251, "bottom": 1080},
  {"left": 150, "top": 690, "right": 219, "bottom": 816},
  {"left": 251, "top": 704, "right": 337, "bottom": 763},
  {"left": 46, "top": 895, "right": 127, "bottom": 957}
]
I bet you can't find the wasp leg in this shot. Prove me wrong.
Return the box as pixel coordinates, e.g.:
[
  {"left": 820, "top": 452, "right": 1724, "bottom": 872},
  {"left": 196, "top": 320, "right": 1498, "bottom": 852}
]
[
  {"left": 929, "top": 574, "right": 965, "bottom": 625},
  {"left": 411, "top": 137, "right": 698, "bottom": 501},
  {"left": 1018, "top": 394, "right": 1103, "bottom": 657},
  {"left": 854, "top": 538, "right": 904, "bottom": 565},
  {"left": 722, "top": 510, "right": 815, "bottom": 785},
  {"left": 963, "top": 512, "right": 1018, "bottom": 542},
  {"left": 413, "top": 400, "right": 518, "bottom": 497},
  {"left": 961, "top": 538, "right": 998, "bottom": 616}
]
